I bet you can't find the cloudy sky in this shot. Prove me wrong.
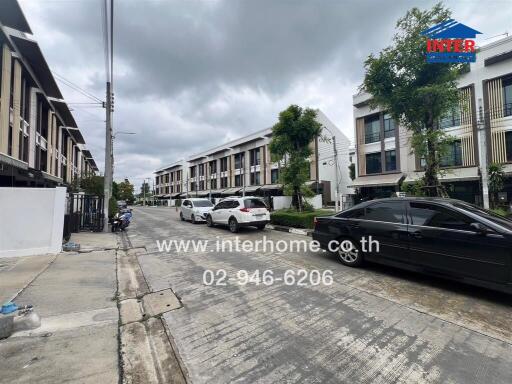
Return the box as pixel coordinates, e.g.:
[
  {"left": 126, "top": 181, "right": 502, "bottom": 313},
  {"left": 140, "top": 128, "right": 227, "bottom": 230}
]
[{"left": 18, "top": 0, "right": 512, "bottom": 190}]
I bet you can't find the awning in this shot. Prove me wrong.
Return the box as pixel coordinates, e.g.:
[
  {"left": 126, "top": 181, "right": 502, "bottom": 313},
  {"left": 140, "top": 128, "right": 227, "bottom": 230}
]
[
  {"left": 0, "top": 153, "right": 28, "bottom": 170},
  {"left": 196, "top": 191, "right": 210, "bottom": 197},
  {"left": 171, "top": 193, "right": 182, "bottom": 198},
  {"left": 242, "top": 186, "right": 261, "bottom": 193},
  {"left": 404, "top": 167, "right": 480, "bottom": 183},
  {"left": 11, "top": 36, "right": 63, "bottom": 99},
  {"left": 350, "top": 173, "right": 404, "bottom": 188},
  {"left": 0, "top": 1, "right": 32, "bottom": 34},
  {"left": 52, "top": 100, "right": 78, "bottom": 128},
  {"left": 260, "top": 184, "right": 283, "bottom": 191},
  {"left": 210, "top": 189, "right": 226, "bottom": 195},
  {"left": 221, "top": 187, "right": 241, "bottom": 195}
]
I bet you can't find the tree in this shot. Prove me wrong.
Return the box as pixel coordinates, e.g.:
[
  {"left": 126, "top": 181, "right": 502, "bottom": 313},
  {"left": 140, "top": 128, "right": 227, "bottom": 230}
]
[
  {"left": 112, "top": 181, "right": 119, "bottom": 200},
  {"left": 348, "top": 163, "right": 356, "bottom": 181},
  {"left": 269, "top": 105, "right": 322, "bottom": 211},
  {"left": 118, "top": 179, "right": 135, "bottom": 203},
  {"left": 80, "top": 175, "right": 105, "bottom": 196},
  {"left": 139, "top": 182, "right": 151, "bottom": 198},
  {"left": 488, "top": 163, "right": 505, "bottom": 209},
  {"left": 363, "top": 3, "right": 464, "bottom": 197}
]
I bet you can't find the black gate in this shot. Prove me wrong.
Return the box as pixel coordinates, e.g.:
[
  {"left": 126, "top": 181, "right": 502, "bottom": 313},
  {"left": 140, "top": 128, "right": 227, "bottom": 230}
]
[{"left": 66, "top": 193, "right": 105, "bottom": 232}]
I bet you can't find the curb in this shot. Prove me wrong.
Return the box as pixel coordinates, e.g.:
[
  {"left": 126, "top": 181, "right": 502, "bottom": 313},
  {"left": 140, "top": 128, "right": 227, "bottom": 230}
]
[{"left": 266, "top": 224, "right": 313, "bottom": 237}]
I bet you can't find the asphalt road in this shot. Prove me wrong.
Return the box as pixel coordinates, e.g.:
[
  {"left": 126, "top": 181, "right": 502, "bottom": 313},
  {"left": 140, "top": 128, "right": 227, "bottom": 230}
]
[{"left": 128, "top": 206, "right": 512, "bottom": 384}]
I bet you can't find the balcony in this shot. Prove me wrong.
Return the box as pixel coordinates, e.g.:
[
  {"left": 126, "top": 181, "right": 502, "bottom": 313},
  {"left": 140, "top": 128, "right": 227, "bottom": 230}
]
[{"left": 365, "top": 132, "right": 381, "bottom": 144}]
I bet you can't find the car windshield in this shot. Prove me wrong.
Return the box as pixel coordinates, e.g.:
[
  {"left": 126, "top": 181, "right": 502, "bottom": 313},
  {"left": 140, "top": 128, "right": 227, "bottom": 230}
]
[
  {"left": 193, "top": 200, "right": 213, "bottom": 207},
  {"left": 453, "top": 202, "right": 512, "bottom": 231},
  {"left": 244, "top": 199, "right": 267, "bottom": 208}
]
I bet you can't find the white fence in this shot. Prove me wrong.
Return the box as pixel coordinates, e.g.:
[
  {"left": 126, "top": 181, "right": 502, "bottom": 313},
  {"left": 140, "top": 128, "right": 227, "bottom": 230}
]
[
  {"left": 272, "top": 194, "right": 322, "bottom": 210},
  {"left": 0, "top": 187, "right": 66, "bottom": 258}
]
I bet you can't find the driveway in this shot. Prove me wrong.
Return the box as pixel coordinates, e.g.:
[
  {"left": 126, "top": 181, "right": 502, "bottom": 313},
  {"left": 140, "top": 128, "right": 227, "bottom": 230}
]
[{"left": 128, "top": 206, "right": 512, "bottom": 384}]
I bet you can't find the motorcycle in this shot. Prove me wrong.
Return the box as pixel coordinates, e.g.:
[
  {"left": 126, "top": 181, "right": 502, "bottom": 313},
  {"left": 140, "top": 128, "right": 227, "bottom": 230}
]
[{"left": 111, "top": 209, "right": 132, "bottom": 232}]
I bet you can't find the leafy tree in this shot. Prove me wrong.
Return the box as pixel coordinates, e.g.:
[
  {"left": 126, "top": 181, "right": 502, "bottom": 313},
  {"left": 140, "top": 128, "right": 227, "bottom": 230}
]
[
  {"left": 139, "top": 183, "right": 151, "bottom": 198},
  {"left": 269, "top": 105, "right": 322, "bottom": 211},
  {"left": 112, "top": 181, "right": 119, "bottom": 200},
  {"left": 118, "top": 179, "right": 135, "bottom": 203},
  {"left": 348, "top": 163, "right": 356, "bottom": 181},
  {"left": 488, "top": 163, "right": 505, "bottom": 209},
  {"left": 363, "top": 3, "right": 464, "bottom": 197},
  {"left": 80, "top": 175, "right": 105, "bottom": 196}
]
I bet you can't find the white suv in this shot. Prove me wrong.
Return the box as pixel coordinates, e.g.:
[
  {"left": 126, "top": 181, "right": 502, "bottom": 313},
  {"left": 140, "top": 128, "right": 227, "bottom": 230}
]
[
  {"left": 206, "top": 196, "right": 270, "bottom": 233},
  {"left": 180, "top": 198, "right": 214, "bottom": 223}
]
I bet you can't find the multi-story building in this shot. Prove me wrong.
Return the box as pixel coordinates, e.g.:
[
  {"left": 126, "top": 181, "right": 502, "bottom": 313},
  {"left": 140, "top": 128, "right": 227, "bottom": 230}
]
[
  {"left": 0, "top": 2, "right": 96, "bottom": 188},
  {"left": 352, "top": 35, "right": 512, "bottom": 208},
  {"left": 154, "top": 159, "right": 186, "bottom": 200},
  {"left": 154, "top": 110, "right": 352, "bottom": 206}
]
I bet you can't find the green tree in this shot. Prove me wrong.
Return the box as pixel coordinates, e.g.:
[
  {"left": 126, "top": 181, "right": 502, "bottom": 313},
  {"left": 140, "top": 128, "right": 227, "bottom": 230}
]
[
  {"left": 348, "top": 163, "right": 356, "bottom": 181},
  {"left": 362, "top": 3, "right": 464, "bottom": 197},
  {"left": 488, "top": 163, "right": 505, "bottom": 209},
  {"left": 118, "top": 179, "right": 135, "bottom": 203},
  {"left": 80, "top": 175, "right": 105, "bottom": 196},
  {"left": 112, "top": 181, "right": 119, "bottom": 200},
  {"left": 269, "top": 105, "right": 322, "bottom": 211}
]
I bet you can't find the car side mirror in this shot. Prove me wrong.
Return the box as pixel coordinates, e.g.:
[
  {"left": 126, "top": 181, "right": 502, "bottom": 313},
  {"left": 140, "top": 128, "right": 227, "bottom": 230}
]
[{"left": 470, "top": 222, "right": 488, "bottom": 235}]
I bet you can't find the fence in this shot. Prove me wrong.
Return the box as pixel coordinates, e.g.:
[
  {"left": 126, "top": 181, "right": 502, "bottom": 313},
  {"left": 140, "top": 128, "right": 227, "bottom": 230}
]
[{"left": 66, "top": 193, "right": 104, "bottom": 233}]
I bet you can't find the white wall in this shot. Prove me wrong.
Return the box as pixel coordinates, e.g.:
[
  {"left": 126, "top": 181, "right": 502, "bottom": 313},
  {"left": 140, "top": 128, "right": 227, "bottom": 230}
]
[
  {"left": 0, "top": 187, "right": 66, "bottom": 258},
  {"left": 272, "top": 194, "right": 322, "bottom": 210}
]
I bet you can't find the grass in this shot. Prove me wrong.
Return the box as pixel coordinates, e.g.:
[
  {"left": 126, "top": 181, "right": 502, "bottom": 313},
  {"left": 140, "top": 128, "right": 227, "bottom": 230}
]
[{"left": 270, "top": 209, "right": 333, "bottom": 229}]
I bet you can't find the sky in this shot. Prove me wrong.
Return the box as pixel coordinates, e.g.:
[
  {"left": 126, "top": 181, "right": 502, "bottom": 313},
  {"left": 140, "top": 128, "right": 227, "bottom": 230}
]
[{"left": 18, "top": 0, "right": 512, "bottom": 191}]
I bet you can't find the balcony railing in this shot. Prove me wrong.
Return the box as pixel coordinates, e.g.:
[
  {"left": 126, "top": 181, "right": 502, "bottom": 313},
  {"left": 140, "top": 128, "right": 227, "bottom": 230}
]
[
  {"left": 504, "top": 102, "right": 512, "bottom": 117},
  {"left": 384, "top": 129, "right": 395, "bottom": 139},
  {"left": 365, "top": 132, "right": 381, "bottom": 144}
]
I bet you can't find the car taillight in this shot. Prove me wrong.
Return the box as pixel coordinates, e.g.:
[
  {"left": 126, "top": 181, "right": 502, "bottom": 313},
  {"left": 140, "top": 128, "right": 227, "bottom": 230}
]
[{"left": 240, "top": 207, "right": 250, "bottom": 212}]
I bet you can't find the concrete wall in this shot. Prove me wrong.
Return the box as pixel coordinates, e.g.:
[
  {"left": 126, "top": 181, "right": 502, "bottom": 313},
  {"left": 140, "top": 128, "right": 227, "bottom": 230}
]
[
  {"left": 272, "top": 194, "right": 322, "bottom": 210},
  {"left": 0, "top": 187, "right": 66, "bottom": 258}
]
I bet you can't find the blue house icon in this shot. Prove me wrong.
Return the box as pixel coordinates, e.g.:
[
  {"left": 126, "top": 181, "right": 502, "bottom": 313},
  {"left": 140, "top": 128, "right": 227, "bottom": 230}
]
[{"left": 421, "top": 19, "right": 482, "bottom": 39}]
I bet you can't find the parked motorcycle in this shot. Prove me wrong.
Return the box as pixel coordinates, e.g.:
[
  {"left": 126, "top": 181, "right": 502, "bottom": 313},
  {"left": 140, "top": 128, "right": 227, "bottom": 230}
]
[{"left": 111, "top": 209, "right": 132, "bottom": 232}]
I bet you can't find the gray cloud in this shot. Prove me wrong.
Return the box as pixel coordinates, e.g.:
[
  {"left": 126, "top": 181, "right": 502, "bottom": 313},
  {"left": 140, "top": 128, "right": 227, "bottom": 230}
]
[{"left": 18, "top": 0, "right": 511, "bottom": 190}]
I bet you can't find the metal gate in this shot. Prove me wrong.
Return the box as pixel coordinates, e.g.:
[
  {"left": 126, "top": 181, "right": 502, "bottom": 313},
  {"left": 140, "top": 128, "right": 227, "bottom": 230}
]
[{"left": 67, "top": 193, "right": 105, "bottom": 232}]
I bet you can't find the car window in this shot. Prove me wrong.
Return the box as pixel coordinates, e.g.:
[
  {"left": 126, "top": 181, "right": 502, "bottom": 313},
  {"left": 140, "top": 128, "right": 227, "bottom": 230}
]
[
  {"left": 229, "top": 201, "right": 240, "bottom": 208},
  {"left": 182, "top": 200, "right": 190, "bottom": 207},
  {"left": 215, "top": 201, "right": 228, "bottom": 210},
  {"left": 244, "top": 198, "right": 267, "bottom": 208},
  {"left": 410, "top": 202, "right": 475, "bottom": 231},
  {"left": 361, "top": 202, "right": 404, "bottom": 223},
  {"left": 194, "top": 200, "right": 213, "bottom": 207},
  {"left": 453, "top": 202, "right": 512, "bottom": 231},
  {"left": 337, "top": 208, "right": 365, "bottom": 219}
]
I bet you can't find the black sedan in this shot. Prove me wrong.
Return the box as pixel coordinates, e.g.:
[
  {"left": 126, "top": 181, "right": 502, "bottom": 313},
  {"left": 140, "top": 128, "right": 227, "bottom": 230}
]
[{"left": 313, "top": 197, "right": 512, "bottom": 293}]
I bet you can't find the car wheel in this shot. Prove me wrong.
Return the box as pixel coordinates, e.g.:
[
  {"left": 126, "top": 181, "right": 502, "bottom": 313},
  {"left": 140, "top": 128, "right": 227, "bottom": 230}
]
[
  {"left": 256, "top": 224, "right": 266, "bottom": 230},
  {"left": 206, "top": 215, "right": 214, "bottom": 227},
  {"left": 228, "top": 217, "right": 239, "bottom": 233},
  {"left": 180, "top": 212, "right": 185, "bottom": 221},
  {"left": 337, "top": 238, "right": 363, "bottom": 267},
  {"left": 191, "top": 214, "right": 196, "bottom": 224}
]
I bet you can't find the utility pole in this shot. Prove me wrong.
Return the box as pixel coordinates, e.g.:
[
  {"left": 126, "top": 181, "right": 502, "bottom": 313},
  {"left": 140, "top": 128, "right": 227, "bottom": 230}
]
[
  {"left": 242, "top": 153, "right": 246, "bottom": 197},
  {"left": 478, "top": 99, "right": 490, "bottom": 209},
  {"left": 143, "top": 179, "right": 146, "bottom": 206},
  {"left": 103, "top": 81, "right": 113, "bottom": 231},
  {"left": 333, "top": 135, "right": 340, "bottom": 212}
]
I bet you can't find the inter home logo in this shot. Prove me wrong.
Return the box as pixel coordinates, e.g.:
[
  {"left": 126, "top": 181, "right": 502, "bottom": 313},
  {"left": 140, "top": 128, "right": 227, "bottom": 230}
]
[{"left": 421, "top": 19, "right": 482, "bottom": 63}]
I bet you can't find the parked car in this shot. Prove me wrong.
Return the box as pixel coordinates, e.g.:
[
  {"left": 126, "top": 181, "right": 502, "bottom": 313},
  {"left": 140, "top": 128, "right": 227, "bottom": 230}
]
[
  {"left": 313, "top": 197, "right": 512, "bottom": 294},
  {"left": 180, "top": 198, "right": 214, "bottom": 223},
  {"left": 206, "top": 196, "right": 270, "bottom": 233}
]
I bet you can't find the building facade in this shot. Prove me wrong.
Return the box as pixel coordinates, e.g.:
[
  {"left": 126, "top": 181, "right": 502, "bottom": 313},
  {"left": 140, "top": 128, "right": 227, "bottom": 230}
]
[
  {"left": 352, "top": 35, "right": 512, "bottom": 208},
  {"left": 154, "top": 110, "right": 352, "bottom": 206},
  {"left": 0, "top": 1, "right": 96, "bottom": 188}
]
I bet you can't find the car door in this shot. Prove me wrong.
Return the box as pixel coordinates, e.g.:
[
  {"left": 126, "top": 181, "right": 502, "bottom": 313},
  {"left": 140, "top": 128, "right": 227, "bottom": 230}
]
[
  {"left": 354, "top": 201, "right": 410, "bottom": 264},
  {"left": 211, "top": 201, "right": 228, "bottom": 224},
  {"left": 407, "top": 202, "right": 510, "bottom": 283},
  {"left": 182, "top": 200, "right": 191, "bottom": 219}
]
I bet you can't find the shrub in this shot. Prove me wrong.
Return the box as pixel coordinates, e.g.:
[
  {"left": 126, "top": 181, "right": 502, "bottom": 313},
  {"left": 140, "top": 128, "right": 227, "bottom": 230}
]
[
  {"left": 491, "top": 207, "right": 509, "bottom": 217},
  {"left": 270, "top": 209, "right": 332, "bottom": 229},
  {"left": 108, "top": 196, "right": 118, "bottom": 218}
]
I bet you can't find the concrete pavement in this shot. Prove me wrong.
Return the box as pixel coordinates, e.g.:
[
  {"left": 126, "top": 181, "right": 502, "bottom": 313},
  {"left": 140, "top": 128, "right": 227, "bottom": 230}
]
[{"left": 129, "top": 206, "right": 512, "bottom": 384}]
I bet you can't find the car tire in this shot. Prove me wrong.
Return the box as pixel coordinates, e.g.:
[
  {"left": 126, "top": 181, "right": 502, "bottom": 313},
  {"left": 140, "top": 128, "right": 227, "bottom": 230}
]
[
  {"left": 206, "top": 215, "right": 214, "bottom": 227},
  {"left": 228, "top": 217, "right": 239, "bottom": 233},
  {"left": 256, "top": 224, "right": 266, "bottom": 230},
  {"left": 191, "top": 214, "right": 196, "bottom": 224},
  {"left": 180, "top": 212, "right": 185, "bottom": 221},
  {"left": 336, "top": 238, "right": 363, "bottom": 267}
]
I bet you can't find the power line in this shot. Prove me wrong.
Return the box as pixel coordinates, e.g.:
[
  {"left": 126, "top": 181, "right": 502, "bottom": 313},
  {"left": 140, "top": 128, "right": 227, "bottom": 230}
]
[{"left": 52, "top": 72, "right": 103, "bottom": 103}]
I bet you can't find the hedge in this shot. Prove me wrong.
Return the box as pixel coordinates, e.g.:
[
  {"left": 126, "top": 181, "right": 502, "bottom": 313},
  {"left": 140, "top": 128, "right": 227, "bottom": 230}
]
[{"left": 270, "top": 209, "right": 333, "bottom": 229}]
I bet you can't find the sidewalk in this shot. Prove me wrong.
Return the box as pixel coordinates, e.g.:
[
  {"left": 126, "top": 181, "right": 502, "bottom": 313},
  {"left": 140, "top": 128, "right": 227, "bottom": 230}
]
[{"left": 0, "top": 232, "right": 119, "bottom": 384}]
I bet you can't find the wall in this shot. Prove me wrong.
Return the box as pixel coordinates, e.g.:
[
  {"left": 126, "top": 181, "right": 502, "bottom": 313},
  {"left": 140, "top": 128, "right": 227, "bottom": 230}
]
[
  {"left": 272, "top": 194, "right": 323, "bottom": 210},
  {"left": 0, "top": 187, "right": 66, "bottom": 258}
]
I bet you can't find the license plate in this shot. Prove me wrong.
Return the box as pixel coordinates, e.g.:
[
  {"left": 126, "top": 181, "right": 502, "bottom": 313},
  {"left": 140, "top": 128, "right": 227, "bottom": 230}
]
[{"left": 253, "top": 213, "right": 264, "bottom": 217}]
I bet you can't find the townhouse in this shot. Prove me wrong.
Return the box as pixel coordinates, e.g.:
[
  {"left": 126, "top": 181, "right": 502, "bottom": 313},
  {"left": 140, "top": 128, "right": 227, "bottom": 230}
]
[
  {"left": 154, "top": 110, "right": 352, "bottom": 206},
  {"left": 352, "top": 35, "right": 512, "bottom": 209},
  {"left": 0, "top": 1, "right": 96, "bottom": 188}
]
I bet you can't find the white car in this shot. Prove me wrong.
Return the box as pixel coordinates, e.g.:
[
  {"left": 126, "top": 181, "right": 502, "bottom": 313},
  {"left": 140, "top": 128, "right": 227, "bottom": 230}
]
[
  {"left": 206, "top": 196, "right": 270, "bottom": 233},
  {"left": 180, "top": 198, "right": 214, "bottom": 223}
]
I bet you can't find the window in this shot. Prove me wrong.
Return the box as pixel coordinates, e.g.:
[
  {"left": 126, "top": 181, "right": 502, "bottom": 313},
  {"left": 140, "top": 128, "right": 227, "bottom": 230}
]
[
  {"left": 199, "top": 180, "right": 204, "bottom": 190},
  {"left": 193, "top": 200, "right": 213, "bottom": 207},
  {"left": 234, "top": 153, "right": 244, "bottom": 170},
  {"left": 198, "top": 164, "right": 204, "bottom": 176},
  {"left": 383, "top": 114, "right": 395, "bottom": 138},
  {"left": 440, "top": 140, "right": 462, "bottom": 167},
  {"left": 506, "top": 131, "right": 512, "bottom": 162},
  {"left": 385, "top": 150, "right": 396, "bottom": 171},
  {"left": 244, "top": 198, "right": 267, "bottom": 208},
  {"left": 365, "top": 152, "right": 382, "bottom": 174},
  {"left": 220, "top": 157, "right": 228, "bottom": 172},
  {"left": 190, "top": 167, "right": 196, "bottom": 178},
  {"left": 337, "top": 208, "right": 365, "bottom": 219},
  {"left": 439, "top": 105, "right": 461, "bottom": 129},
  {"left": 503, "top": 77, "right": 512, "bottom": 117},
  {"left": 209, "top": 160, "right": 217, "bottom": 174},
  {"left": 220, "top": 176, "right": 228, "bottom": 188},
  {"left": 249, "top": 148, "right": 260, "bottom": 166},
  {"left": 410, "top": 202, "right": 474, "bottom": 231},
  {"left": 250, "top": 171, "right": 260, "bottom": 185},
  {"left": 190, "top": 182, "right": 196, "bottom": 191},
  {"left": 235, "top": 174, "right": 242, "bottom": 187},
  {"left": 176, "top": 171, "right": 181, "bottom": 181},
  {"left": 271, "top": 169, "right": 279, "bottom": 184},
  {"left": 211, "top": 179, "right": 217, "bottom": 189},
  {"left": 364, "top": 115, "right": 380, "bottom": 143},
  {"left": 182, "top": 200, "right": 190, "bottom": 207},
  {"left": 362, "top": 202, "right": 404, "bottom": 223}
]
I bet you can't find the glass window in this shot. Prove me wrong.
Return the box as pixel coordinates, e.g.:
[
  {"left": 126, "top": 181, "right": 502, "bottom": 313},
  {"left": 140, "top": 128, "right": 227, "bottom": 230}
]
[
  {"left": 453, "top": 202, "right": 512, "bottom": 231},
  {"left": 244, "top": 198, "right": 267, "bottom": 208},
  {"left": 190, "top": 167, "right": 196, "bottom": 178},
  {"left": 503, "top": 77, "right": 512, "bottom": 117},
  {"left": 337, "top": 208, "right": 365, "bottom": 219},
  {"left": 193, "top": 200, "right": 213, "bottom": 207},
  {"left": 440, "top": 140, "right": 462, "bottom": 167},
  {"left": 215, "top": 201, "right": 229, "bottom": 210},
  {"left": 383, "top": 114, "right": 396, "bottom": 138},
  {"left": 220, "top": 157, "right": 228, "bottom": 172},
  {"left": 385, "top": 150, "right": 396, "bottom": 171},
  {"left": 366, "top": 152, "right": 382, "bottom": 174},
  {"left": 211, "top": 179, "right": 217, "bottom": 189},
  {"left": 506, "top": 131, "right": 512, "bottom": 162},
  {"left": 364, "top": 115, "right": 380, "bottom": 143},
  {"left": 439, "top": 105, "right": 461, "bottom": 129},
  {"left": 249, "top": 149, "right": 261, "bottom": 166},
  {"left": 250, "top": 172, "right": 260, "bottom": 185},
  {"left": 361, "top": 202, "right": 404, "bottom": 223},
  {"left": 234, "top": 153, "right": 244, "bottom": 170},
  {"left": 235, "top": 174, "right": 242, "bottom": 187},
  {"left": 271, "top": 169, "right": 279, "bottom": 184},
  {"left": 410, "top": 202, "right": 474, "bottom": 231}
]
